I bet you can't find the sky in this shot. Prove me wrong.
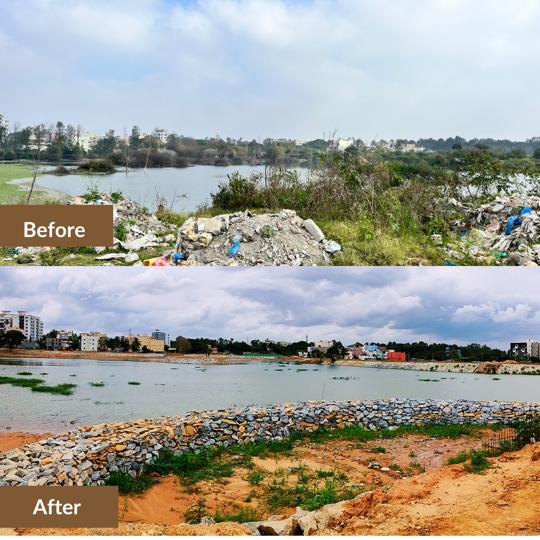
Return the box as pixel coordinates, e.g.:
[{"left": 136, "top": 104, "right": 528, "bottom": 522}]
[
  {"left": 1, "top": 0, "right": 539, "bottom": 140},
  {"left": 0, "top": 266, "right": 539, "bottom": 348}
]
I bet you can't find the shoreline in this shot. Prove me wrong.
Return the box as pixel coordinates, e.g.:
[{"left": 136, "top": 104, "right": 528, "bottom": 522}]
[{"left": 1, "top": 349, "right": 539, "bottom": 374}]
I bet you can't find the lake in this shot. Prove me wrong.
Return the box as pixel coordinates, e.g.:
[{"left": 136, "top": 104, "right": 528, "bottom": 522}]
[
  {"left": 11, "top": 165, "right": 302, "bottom": 213},
  {"left": 0, "top": 357, "right": 537, "bottom": 432}
]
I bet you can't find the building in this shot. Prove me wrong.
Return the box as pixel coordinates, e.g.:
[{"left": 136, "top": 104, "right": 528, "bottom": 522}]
[
  {"left": 151, "top": 329, "right": 171, "bottom": 347},
  {"left": 386, "top": 351, "right": 407, "bottom": 362},
  {"left": 78, "top": 132, "right": 98, "bottom": 152},
  {"left": 332, "top": 138, "right": 355, "bottom": 152},
  {"left": 81, "top": 332, "right": 107, "bottom": 352},
  {"left": 0, "top": 311, "right": 43, "bottom": 342},
  {"left": 364, "top": 344, "right": 385, "bottom": 359},
  {"left": 152, "top": 128, "right": 169, "bottom": 144},
  {"left": 510, "top": 340, "right": 540, "bottom": 360},
  {"left": 128, "top": 335, "right": 165, "bottom": 353},
  {"left": 46, "top": 330, "right": 73, "bottom": 351},
  {"left": 346, "top": 344, "right": 364, "bottom": 359},
  {"left": 0, "top": 113, "right": 8, "bottom": 132},
  {"left": 308, "top": 339, "right": 335, "bottom": 355}
]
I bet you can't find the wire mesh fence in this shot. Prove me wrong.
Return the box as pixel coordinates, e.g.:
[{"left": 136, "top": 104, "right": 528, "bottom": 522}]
[{"left": 481, "top": 411, "right": 540, "bottom": 456}]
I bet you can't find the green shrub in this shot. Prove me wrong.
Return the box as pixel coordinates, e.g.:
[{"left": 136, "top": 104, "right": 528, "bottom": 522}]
[{"left": 106, "top": 471, "right": 155, "bottom": 494}]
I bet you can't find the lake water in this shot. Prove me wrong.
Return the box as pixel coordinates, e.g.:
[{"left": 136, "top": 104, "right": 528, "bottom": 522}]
[
  {"left": 11, "top": 165, "right": 286, "bottom": 213},
  {"left": 0, "top": 358, "right": 537, "bottom": 432}
]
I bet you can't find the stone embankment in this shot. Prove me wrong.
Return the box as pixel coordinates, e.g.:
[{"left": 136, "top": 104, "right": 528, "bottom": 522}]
[
  {"left": 1, "top": 400, "right": 538, "bottom": 488},
  {"left": 337, "top": 360, "right": 540, "bottom": 375}
]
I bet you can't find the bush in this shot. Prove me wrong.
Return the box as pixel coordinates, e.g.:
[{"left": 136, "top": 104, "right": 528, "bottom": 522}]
[{"left": 106, "top": 471, "right": 155, "bottom": 494}]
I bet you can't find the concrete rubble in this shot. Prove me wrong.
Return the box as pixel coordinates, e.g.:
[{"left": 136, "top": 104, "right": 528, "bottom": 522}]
[
  {"left": 174, "top": 210, "right": 341, "bottom": 266},
  {"left": 448, "top": 194, "right": 540, "bottom": 265}
]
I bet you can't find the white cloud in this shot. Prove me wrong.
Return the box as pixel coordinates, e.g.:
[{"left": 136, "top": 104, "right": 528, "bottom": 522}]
[{"left": 1, "top": 0, "right": 539, "bottom": 138}]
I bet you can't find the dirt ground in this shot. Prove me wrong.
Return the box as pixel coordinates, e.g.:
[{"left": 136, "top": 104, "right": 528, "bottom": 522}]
[
  {"left": 0, "top": 432, "right": 48, "bottom": 452},
  {"left": 9, "top": 427, "right": 534, "bottom": 536},
  {"left": 329, "top": 441, "right": 540, "bottom": 536}
]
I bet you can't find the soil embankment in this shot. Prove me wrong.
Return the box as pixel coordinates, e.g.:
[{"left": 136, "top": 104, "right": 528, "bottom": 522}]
[
  {"left": 0, "top": 432, "right": 47, "bottom": 452},
  {"left": 9, "top": 437, "right": 540, "bottom": 536}
]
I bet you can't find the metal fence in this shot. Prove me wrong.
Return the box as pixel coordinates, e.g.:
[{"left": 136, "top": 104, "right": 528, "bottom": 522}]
[{"left": 481, "top": 411, "right": 540, "bottom": 456}]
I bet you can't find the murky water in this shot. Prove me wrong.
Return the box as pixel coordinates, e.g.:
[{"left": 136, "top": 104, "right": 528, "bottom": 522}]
[
  {"left": 0, "top": 357, "right": 537, "bottom": 432},
  {"left": 11, "top": 165, "right": 302, "bottom": 212}
]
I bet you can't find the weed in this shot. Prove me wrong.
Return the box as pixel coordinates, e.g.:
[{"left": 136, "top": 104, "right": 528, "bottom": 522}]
[
  {"left": 213, "top": 506, "right": 260, "bottom": 523},
  {"left": 447, "top": 451, "right": 469, "bottom": 465},
  {"left": 371, "top": 446, "right": 387, "bottom": 453},
  {"left": 89, "top": 382, "right": 105, "bottom": 387},
  {"left": 106, "top": 471, "right": 155, "bottom": 494},
  {"left": 464, "top": 451, "right": 491, "bottom": 473},
  {"left": 31, "top": 383, "right": 76, "bottom": 396},
  {"left": 128, "top": 381, "right": 141, "bottom": 385},
  {"left": 247, "top": 470, "right": 265, "bottom": 485},
  {"left": 17, "top": 371, "right": 33, "bottom": 376}
]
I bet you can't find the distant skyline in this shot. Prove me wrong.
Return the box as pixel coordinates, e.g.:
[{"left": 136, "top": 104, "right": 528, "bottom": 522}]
[
  {"left": 1, "top": 0, "right": 540, "bottom": 140},
  {"left": 1, "top": 267, "right": 540, "bottom": 348}
]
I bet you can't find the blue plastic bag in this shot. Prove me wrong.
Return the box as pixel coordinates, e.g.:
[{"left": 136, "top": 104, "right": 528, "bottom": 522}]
[
  {"left": 504, "top": 215, "right": 522, "bottom": 235},
  {"left": 227, "top": 239, "right": 241, "bottom": 257}
]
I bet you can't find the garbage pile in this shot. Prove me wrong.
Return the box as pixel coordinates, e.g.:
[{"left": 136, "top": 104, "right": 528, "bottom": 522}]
[
  {"left": 70, "top": 193, "right": 176, "bottom": 263},
  {"left": 3, "top": 193, "right": 177, "bottom": 266},
  {"left": 450, "top": 194, "right": 540, "bottom": 265},
  {"left": 172, "top": 210, "right": 341, "bottom": 266}
]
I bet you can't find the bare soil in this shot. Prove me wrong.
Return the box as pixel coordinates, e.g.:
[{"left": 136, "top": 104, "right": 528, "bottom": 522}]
[{"left": 5, "top": 430, "right": 539, "bottom": 536}]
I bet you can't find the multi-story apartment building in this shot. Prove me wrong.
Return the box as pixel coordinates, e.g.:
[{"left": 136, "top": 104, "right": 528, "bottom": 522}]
[
  {"left": 0, "top": 311, "right": 43, "bottom": 342},
  {"left": 46, "top": 330, "right": 73, "bottom": 351},
  {"left": 151, "top": 329, "right": 170, "bottom": 347},
  {"left": 80, "top": 332, "right": 107, "bottom": 352}
]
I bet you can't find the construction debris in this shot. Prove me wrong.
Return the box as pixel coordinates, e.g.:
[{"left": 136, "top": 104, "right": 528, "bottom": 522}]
[
  {"left": 173, "top": 210, "right": 341, "bottom": 266},
  {"left": 449, "top": 194, "right": 540, "bottom": 265}
]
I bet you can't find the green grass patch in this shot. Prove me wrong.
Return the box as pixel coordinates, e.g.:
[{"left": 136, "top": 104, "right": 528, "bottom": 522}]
[
  {"left": 247, "top": 470, "right": 265, "bottom": 485},
  {"left": 213, "top": 506, "right": 260, "bottom": 523},
  {"left": 146, "top": 448, "right": 235, "bottom": 484},
  {"left": 0, "top": 375, "right": 76, "bottom": 395},
  {"left": 31, "top": 383, "right": 77, "bottom": 396},
  {"left": 447, "top": 451, "right": 469, "bottom": 465},
  {"left": 128, "top": 381, "right": 141, "bottom": 385},
  {"left": 464, "top": 450, "right": 491, "bottom": 473},
  {"left": 89, "top": 382, "right": 105, "bottom": 387},
  {"left": 106, "top": 471, "right": 155, "bottom": 494},
  {"left": 16, "top": 371, "right": 33, "bottom": 376}
]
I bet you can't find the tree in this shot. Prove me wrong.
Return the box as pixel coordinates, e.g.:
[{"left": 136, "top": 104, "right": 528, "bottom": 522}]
[
  {"left": 26, "top": 124, "right": 46, "bottom": 204},
  {"left": 131, "top": 338, "right": 141, "bottom": 352},
  {"left": 172, "top": 336, "right": 191, "bottom": 354},
  {"left": 327, "top": 341, "right": 346, "bottom": 361},
  {"left": 534, "top": 148, "right": 540, "bottom": 160},
  {"left": 97, "top": 336, "right": 108, "bottom": 352},
  {"left": 0, "top": 330, "right": 26, "bottom": 351}
]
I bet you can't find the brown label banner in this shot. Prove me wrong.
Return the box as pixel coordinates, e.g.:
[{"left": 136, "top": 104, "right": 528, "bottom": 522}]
[
  {"left": 0, "top": 205, "right": 113, "bottom": 247},
  {"left": 0, "top": 486, "right": 118, "bottom": 528}
]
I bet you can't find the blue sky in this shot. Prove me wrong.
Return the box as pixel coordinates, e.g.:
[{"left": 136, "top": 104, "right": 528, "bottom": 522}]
[
  {"left": 0, "top": 267, "right": 539, "bottom": 348},
  {"left": 1, "top": 0, "right": 539, "bottom": 140}
]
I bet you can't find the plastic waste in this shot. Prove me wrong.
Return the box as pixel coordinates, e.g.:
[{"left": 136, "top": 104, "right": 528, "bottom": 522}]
[
  {"left": 521, "top": 207, "right": 532, "bottom": 216},
  {"left": 143, "top": 256, "right": 170, "bottom": 266},
  {"left": 171, "top": 252, "right": 185, "bottom": 262},
  {"left": 504, "top": 215, "right": 522, "bottom": 235},
  {"left": 227, "top": 239, "right": 241, "bottom": 257},
  {"left": 444, "top": 260, "right": 459, "bottom": 266}
]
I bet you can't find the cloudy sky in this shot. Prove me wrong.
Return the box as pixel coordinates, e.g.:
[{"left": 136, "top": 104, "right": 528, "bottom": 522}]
[
  {"left": 0, "top": 266, "right": 539, "bottom": 348},
  {"left": 1, "top": 0, "right": 539, "bottom": 140}
]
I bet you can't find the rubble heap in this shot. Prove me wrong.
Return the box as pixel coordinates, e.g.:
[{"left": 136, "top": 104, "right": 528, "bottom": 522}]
[
  {"left": 450, "top": 194, "right": 540, "bottom": 265},
  {"left": 175, "top": 210, "right": 341, "bottom": 266},
  {"left": 70, "top": 194, "right": 176, "bottom": 262}
]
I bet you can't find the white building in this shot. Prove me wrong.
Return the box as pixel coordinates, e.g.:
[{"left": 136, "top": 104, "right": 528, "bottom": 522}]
[
  {"left": 78, "top": 132, "right": 98, "bottom": 152},
  {"left": 0, "top": 113, "right": 8, "bottom": 131},
  {"left": 152, "top": 128, "right": 169, "bottom": 144},
  {"left": 81, "top": 332, "right": 107, "bottom": 352},
  {"left": 151, "top": 329, "right": 170, "bottom": 347},
  {"left": 333, "top": 138, "right": 355, "bottom": 152},
  {"left": 0, "top": 311, "right": 43, "bottom": 342}
]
